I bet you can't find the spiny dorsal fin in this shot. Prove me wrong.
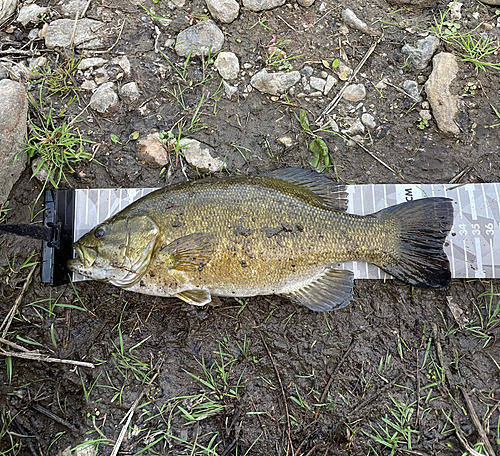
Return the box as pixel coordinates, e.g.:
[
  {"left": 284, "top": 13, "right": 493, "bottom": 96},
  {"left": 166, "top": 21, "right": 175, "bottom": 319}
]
[
  {"left": 263, "top": 168, "right": 348, "bottom": 212},
  {"left": 282, "top": 267, "right": 354, "bottom": 312},
  {"left": 161, "top": 232, "right": 215, "bottom": 272},
  {"left": 175, "top": 289, "right": 212, "bottom": 306}
]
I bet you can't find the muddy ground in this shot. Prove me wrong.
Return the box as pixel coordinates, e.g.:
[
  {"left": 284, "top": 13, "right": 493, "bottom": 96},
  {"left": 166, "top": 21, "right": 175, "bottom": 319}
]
[{"left": 1, "top": 0, "right": 500, "bottom": 454}]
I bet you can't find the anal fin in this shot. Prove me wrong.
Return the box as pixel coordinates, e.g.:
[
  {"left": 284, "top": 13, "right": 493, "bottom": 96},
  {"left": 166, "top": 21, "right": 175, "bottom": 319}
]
[
  {"left": 282, "top": 268, "right": 354, "bottom": 312},
  {"left": 175, "top": 289, "right": 212, "bottom": 306}
]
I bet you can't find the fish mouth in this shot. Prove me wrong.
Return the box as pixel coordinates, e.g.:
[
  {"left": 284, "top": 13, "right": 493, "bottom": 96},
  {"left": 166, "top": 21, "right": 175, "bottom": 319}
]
[{"left": 72, "top": 244, "right": 98, "bottom": 269}]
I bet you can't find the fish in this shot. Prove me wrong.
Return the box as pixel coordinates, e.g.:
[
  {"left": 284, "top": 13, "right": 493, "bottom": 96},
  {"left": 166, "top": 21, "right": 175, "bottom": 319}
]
[{"left": 67, "top": 168, "right": 454, "bottom": 311}]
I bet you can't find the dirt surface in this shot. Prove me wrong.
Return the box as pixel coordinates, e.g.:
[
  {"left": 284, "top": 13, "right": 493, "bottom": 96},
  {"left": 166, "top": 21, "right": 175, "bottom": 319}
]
[{"left": 1, "top": 0, "right": 500, "bottom": 454}]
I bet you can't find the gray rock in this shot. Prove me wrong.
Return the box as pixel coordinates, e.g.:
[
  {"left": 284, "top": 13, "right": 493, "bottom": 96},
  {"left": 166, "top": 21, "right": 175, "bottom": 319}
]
[
  {"left": 59, "top": 0, "right": 88, "bottom": 17},
  {"left": 45, "top": 19, "right": 104, "bottom": 49},
  {"left": 214, "top": 52, "right": 239, "bottom": 80},
  {"left": 90, "top": 82, "right": 119, "bottom": 113},
  {"left": 175, "top": 20, "right": 224, "bottom": 57},
  {"left": 78, "top": 58, "right": 107, "bottom": 70},
  {"left": 10, "top": 57, "right": 47, "bottom": 81},
  {"left": 324, "top": 75, "right": 337, "bottom": 95},
  {"left": 301, "top": 66, "right": 313, "bottom": 78},
  {"left": 242, "top": 0, "right": 285, "bottom": 12},
  {"left": 0, "top": 79, "right": 28, "bottom": 206},
  {"left": 17, "top": 4, "right": 48, "bottom": 26},
  {"left": 113, "top": 56, "right": 131, "bottom": 76},
  {"left": 419, "top": 109, "right": 432, "bottom": 121},
  {"left": 481, "top": 0, "right": 500, "bottom": 4},
  {"left": 223, "top": 80, "right": 238, "bottom": 99},
  {"left": 206, "top": 0, "right": 239, "bottom": 23},
  {"left": 342, "top": 118, "right": 365, "bottom": 136},
  {"left": 0, "top": 0, "right": 17, "bottom": 26},
  {"left": 81, "top": 79, "right": 97, "bottom": 90},
  {"left": 31, "top": 157, "right": 50, "bottom": 184},
  {"left": 120, "top": 82, "right": 139, "bottom": 101},
  {"left": 342, "top": 84, "right": 366, "bottom": 102},
  {"left": 277, "top": 136, "right": 293, "bottom": 148},
  {"left": 136, "top": 132, "right": 168, "bottom": 167},
  {"left": 361, "top": 113, "right": 376, "bottom": 129},
  {"left": 402, "top": 80, "right": 421, "bottom": 101},
  {"left": 250, "top": 69, "right": 301, "bottom": 96},
  {"left": 297, "top": 0, "right": 315, "bottom": 6},
  {"left": 28, "top": 29, "right": 39, "bottom": 40},
  {"left": 179, "top": 138, "right": 224, "bottom": 173},
  {"left": 402, "top": 35, "right": 440, "bottom": 70},
  {"left": 0, "top": 64, "right": 9, "bottom": 79},
  {"left": 341, "top": 8, "right": 380, "bottom": 36},
  {"left": 310, "top": 77, "right": 326, "bottom": 92},
  {"left": 425, "top": 52, "right": 460, "bottom": 134}
]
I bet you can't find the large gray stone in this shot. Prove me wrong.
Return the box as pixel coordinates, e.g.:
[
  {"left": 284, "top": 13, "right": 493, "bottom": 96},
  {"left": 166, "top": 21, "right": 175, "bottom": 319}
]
[
  {"left": 17, "top": 4, "right": 48, "bottom": 26},
  {"left": 175, "top": 20, "right": 224, "bottom": 57},
  {"left": 402, "top": 36, "right": 440, "bottom": 70},
  {"left": 0, "top": 80, "right": 28, "bottom": 206},
  {"left": 45, "top": 19, "right": 104, "bottom": 49},
  {"left": 179, "top": 138, "right": 224, "bottom": 173},
  {"left": 425, "top": 53, "right": 460, "bottom": 135},
  {"left": 242, "top": 0, "right": 285, "bottom": 12},
  {"left": 90, "top": 82, "right": 119, "bottom": 113},
  {"left": 250, "top": 69, "right": 301, "bottom": 96},
  {"left": 214, "top": 52, "right": 239, "bottom": 80},
  {"left": 342, "top": 84, "right": 366, "bottom": 102},
  {"left": 206, "top": 0, "right": 239, "bottom": 23}
]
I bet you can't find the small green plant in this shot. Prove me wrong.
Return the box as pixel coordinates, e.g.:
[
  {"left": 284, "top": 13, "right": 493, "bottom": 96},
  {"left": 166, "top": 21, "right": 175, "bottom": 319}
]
[
  {"left": 429, "top": 2, "right": 500, "bottom": 72},
  {"left": 295, "top": 110, "right": 332, "bottom": 173},
  {"left": 0, "top": 201, "right": 10, "bottom": 223},
  {"left": 110, "top": 131, "right": 140, "bottom": 145},
  {"left": 486, "top": 104, "right": 500, "bottom": 128},
  {"left": 463, "top": 81, "right": 478, "bottom": 95},
  {"left": 309, "top": 137, "right": 331, "bottom": 173},
  {"left": 363, "top": 395, "right": 419, "bottom": 455},
  {"left": 322, "top": 58, "right": 348, "bottom": 80},
  {"left": 0, "top": 408, "right": 20, "bottom": 455},
  {"left": 417, "top": 117, "right": 429, "bottom": 130},
  {"left": 36, "top": 54, "right": 82, "bottom": 98},
  {"left": 22, "top": 94, "right": 93, "bottom": 199},
  {"left": 265, "top": 40, "right": 302, "bottom": 71}
]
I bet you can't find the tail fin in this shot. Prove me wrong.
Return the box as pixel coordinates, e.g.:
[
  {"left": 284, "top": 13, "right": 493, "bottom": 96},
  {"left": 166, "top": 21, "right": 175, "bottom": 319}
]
[{"left": 377, "top": 197, "right": 454, "bottom": 289}]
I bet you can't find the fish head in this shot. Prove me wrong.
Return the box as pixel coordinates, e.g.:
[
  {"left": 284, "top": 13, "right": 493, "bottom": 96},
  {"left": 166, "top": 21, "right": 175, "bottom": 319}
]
[{"left": 67, "top": 214, "right": 160, "bottom": 287}]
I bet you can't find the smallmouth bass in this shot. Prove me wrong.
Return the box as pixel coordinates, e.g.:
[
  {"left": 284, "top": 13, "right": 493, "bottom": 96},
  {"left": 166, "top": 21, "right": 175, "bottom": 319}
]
[{"left": 67, "top": 168, "right": 454, "bottom": 311}]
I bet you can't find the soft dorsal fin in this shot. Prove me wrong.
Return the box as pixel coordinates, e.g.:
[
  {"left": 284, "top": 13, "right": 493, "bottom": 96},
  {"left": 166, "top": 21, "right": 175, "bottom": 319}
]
[
  {"left": 281, "top": 267, "right": 354, "bottom": 311},
  {"left": 263, "top": 168, "right": 348, "bottom": 212},
  {"left": 161, "top": 232, "right": 216, "bottom": 272},
  {"left": 175, "top": 289, "right": 212, "bottom": 306}
]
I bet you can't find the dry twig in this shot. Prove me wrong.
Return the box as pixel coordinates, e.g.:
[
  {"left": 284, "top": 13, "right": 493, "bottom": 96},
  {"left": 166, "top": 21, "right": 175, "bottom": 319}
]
[
  {"left": 110, "top": 370, "right": 160, "bottom": 456},
  {"left": 0, "top": 264, "right": 37, "bottom": 338},
  {"left": 316, "top": 39, "right": 379, "bottom": 123},
  {"left": 314, "top": 339, "right": 356, "bottom": 420},
  {"left": 344, "top": 133, "right": 402, "bottom": 178},
  {"left": 460, "top": 388, "right": 496, "bottom": 456}
]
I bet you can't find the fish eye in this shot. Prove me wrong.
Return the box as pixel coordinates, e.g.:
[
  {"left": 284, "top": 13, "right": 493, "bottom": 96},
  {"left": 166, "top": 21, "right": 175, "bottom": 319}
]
[{"left": 94, "top": 227, "right": 106, "bottom": 238}]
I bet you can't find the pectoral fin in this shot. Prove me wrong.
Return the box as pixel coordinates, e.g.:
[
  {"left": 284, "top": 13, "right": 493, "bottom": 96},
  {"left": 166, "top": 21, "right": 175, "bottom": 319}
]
[
  {"left": 175, "top": 289, "right": 212, "bottom": 306},
  {"left": 161, "top": 232, "right": 216, "bottom": 272},
  {"left": 282, "top": 268, "right": 354, "bottom": 312}
]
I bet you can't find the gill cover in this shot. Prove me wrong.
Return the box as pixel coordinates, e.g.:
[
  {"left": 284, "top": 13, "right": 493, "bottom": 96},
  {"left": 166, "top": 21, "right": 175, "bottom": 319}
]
[{"left": 70, "top": 214, "right": 160, "bottom": 287}]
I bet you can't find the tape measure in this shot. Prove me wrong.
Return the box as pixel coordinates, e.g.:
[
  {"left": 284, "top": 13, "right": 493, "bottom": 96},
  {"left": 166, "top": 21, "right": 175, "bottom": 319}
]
[{"left": 41, "top": 183, "right": 500, "bottom": 285}]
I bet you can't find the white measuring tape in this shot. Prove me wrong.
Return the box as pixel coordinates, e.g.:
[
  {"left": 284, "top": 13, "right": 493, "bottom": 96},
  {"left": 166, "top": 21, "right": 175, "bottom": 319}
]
[{"left": 70, "top": 183, "right": 500, "bottom": 281}]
